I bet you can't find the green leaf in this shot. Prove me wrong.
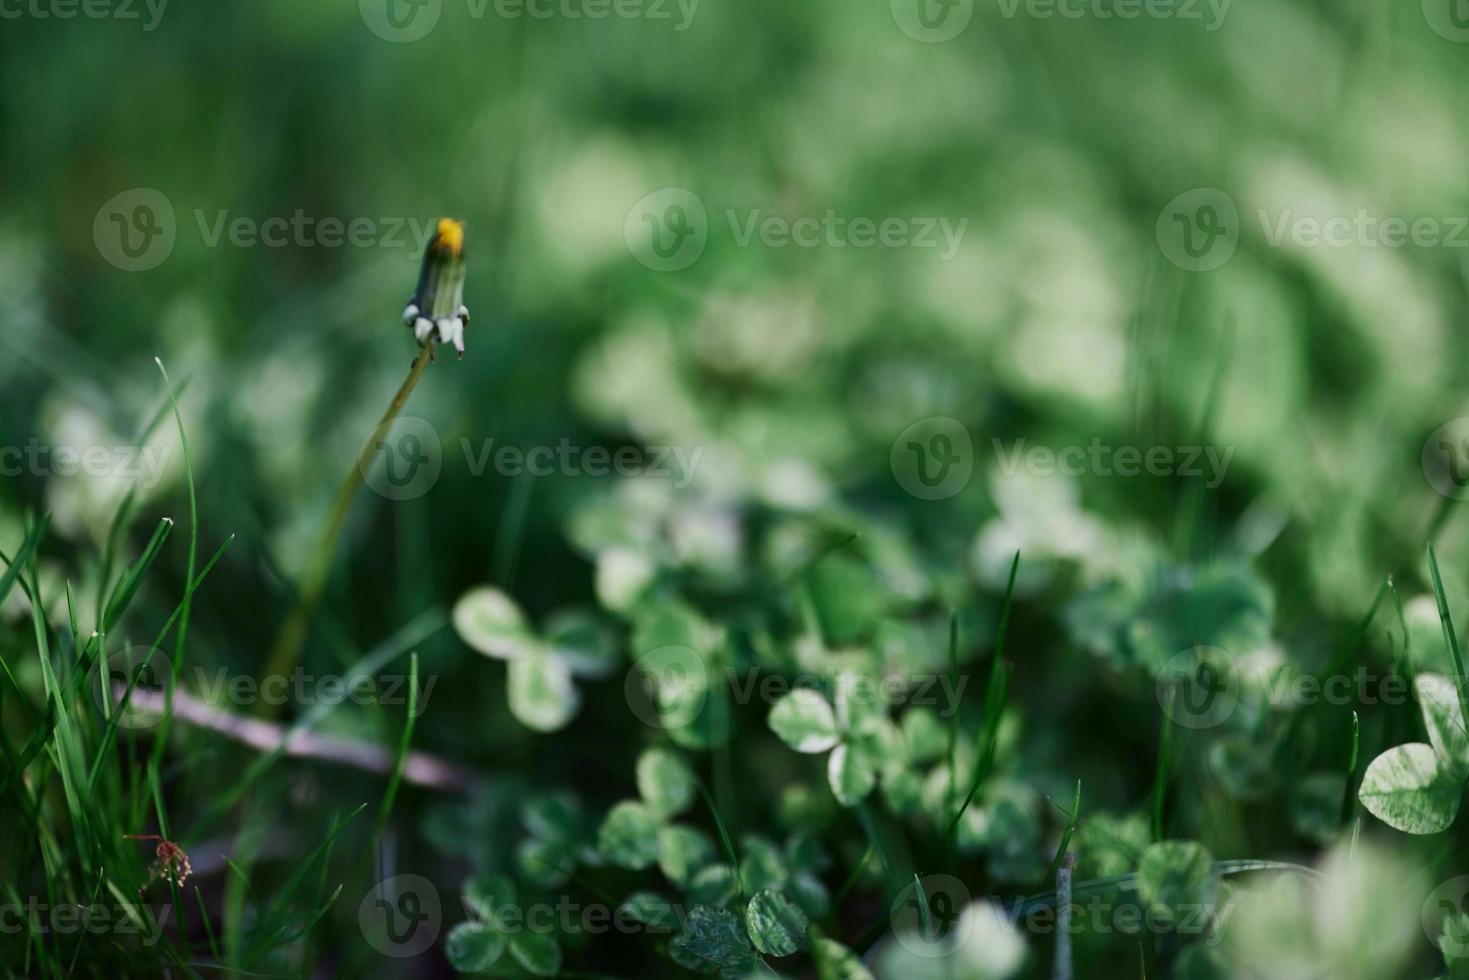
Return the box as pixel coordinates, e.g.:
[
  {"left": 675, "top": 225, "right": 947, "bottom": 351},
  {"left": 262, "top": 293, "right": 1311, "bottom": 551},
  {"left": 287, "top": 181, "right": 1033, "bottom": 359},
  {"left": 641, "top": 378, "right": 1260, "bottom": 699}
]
[
  {"left": 545, "top": 608, "right": 619, "bottom": 680},
  {"left": 445, "top": 921, "right": 506, "bottom": 973},
  {"left": 507, "top": 650, "right": 581, "bottom": 733},
  {"left": 453, "top": 586, "right": 537, "bottom": 660},
  {"left": 1359, "top": 743, "right": 1462, "bottom": 834},
  {"left": 808, "top": 555, "right": 886, "bottom": 646},
  {"left": 463, "top": 873, "right": 517, "bottom": 923},
  {"left": 517, "top": 837, "right": 574, "bottom": 889},
  {"left": 595, "top": 547, "right": 657, "bottom": 614},
  {"left": 827, "top": 744, "right": 876, "bottom": 806},
  {"left": 508, "top": 929, "right": 562, "bottom": 977},
  {"left": 688, "top": 864, "right": 741, "bottom": 907},
  {"left": 783, "top": 870, "right": 831, "bottom": 921},
  {"left": 1065, "top": 561, "right": 1273, "bottom": 674},
  {"left": 598, "top": 800, "right": 662, "bottom": 869},
  {"left": 1137, "top": 840, "right": 1220, "bottom": 925},
  {"left": 900, "top": 708, "right": 948, "bottom": 765},
  {"left": 521, "top": 791, "right": 583, "bottom": 843},
  {"left": 738, "top": 835, "right": 788, "bottom": 893},
  {"left": 880, "top": 764, "right": 925, "bottom": 816},
  {"left": 637, "top": 747, "right": 698, "bottom": 819},
  {"left": 1440, "top": 911, "right": 1469, "bottom": 967},
  {"left": 769, "top": 689, "right": 839, "bottom": 753},
  {"left": 673, "top": 905, "right": 755, "bottom": 972},
  {"left": 1077, "top": 811, "right": 1150, "bottom": 878},
  {"left": 809, "top": 926, "right": 875, "bottom": 980},
  {"left": 1415, "top": 674, "right": 1469, "bottom": 777},
  {"left": 660, "top": 824, "right": 719, "bottom": 888},
  {"left": 745, "top": 888, "right": 808, "bottom": 957},
  {"left": 620, "top": 891, "right": 680, "bottom": 932},
  {"left": 833, "top": 671, "right": 887, "bottom": 736}
]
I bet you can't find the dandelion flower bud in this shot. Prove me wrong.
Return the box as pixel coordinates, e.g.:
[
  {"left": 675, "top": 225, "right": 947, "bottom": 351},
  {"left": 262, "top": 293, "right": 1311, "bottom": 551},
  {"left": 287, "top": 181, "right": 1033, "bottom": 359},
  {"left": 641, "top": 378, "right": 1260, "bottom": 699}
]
[{"left": 401, "top": 217, "right": 469, "bottom": 359}]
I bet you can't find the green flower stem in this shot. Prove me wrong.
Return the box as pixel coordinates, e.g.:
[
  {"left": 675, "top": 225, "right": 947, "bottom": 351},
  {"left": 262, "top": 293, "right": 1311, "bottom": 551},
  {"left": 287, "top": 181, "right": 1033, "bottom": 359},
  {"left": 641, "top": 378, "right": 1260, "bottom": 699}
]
[{"left": 258, "top": 345, "right": 434, "bottom": 708}]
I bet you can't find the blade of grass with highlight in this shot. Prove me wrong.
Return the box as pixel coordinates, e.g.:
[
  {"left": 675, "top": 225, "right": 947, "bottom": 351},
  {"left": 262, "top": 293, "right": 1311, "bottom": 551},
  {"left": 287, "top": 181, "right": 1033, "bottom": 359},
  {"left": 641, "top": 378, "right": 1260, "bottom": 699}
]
[
  {"left": 1045, "top": 779, "right": 1083, "bottom": 883},
  {"left": 101, "top": 516, "right": 174, "bottom": 632},
  {"left": 88, "top": 534, "right": 237, "bottom": 792},
  {"left": 828, "top": 844, "right": 874, "bottom": 927},
  {"left": 1153, "top": 688, "right": 1175, "bottom": 842},
  {"left": 695, "top": 779, "right": 745, "bottom": 898},
  {"left": 96, "top": 376, "right": 191, "bottom": 632},
  {"left": 140, "top": 357, "right": 199, "bottom": 829},
  {"left": 24, "top": 546, "right": 97, "bottom": 879},
  {"left": 1427, "top": 543, "right": 1469, "bottom": 721},
  {"left": 946, "top": 551, "right": 1018, "bottom": 864},
  {"left": 946, "top": 611, "right": 959, "bottom": 828},
  {"left": 366, "top": 653, "right": 420, "bottom": 857},
  {"left": 1341, "top": 710, "right": 1360, "bottom": 826}
]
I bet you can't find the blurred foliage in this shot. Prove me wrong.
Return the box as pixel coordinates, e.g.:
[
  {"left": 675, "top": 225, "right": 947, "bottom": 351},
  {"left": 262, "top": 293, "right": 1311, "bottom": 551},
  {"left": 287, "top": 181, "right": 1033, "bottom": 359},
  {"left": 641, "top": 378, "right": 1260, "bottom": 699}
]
[{"left": 5, "top": 1, "right": 1469, "bottom": 977}]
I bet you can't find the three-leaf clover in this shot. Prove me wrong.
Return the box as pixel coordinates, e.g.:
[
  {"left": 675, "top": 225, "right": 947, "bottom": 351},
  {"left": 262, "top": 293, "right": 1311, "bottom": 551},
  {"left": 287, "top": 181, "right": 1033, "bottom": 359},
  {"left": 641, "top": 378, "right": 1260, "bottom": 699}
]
[
  {"left": 768, "top": 676, "right": 899, "bottom": 807},
  {"left": 445, "top": 874, "right": 563, "bottom": 977},
  {"left": 453, "top": 586, "right": 616, "bottom": 733},
  {"left": 1359, "top": 673, "right": 1468, "bottom": 834},
  {"left": 517, "top": 791, "right": 597, "bottom": 888},
  {"left": 599, "top": 747, "right": 702, "bottom": 870}
]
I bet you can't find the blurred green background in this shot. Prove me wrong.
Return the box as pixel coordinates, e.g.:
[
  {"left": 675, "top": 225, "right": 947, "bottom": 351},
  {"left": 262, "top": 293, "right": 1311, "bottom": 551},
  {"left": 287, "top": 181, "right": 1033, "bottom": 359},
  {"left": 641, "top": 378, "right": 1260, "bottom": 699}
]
[{"left": 6, "top": 0, "right": 1469, "bottom": 976}]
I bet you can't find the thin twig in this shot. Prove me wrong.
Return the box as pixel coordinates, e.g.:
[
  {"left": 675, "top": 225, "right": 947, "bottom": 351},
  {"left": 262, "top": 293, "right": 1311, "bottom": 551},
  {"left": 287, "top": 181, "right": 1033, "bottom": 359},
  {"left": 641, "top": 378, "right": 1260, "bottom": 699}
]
[
  {"left": 115, "top": 682, "right": 478, "bottom": 795},
  {"left": 1053, "top": 853, "right": 1075, "bottom": 980}
]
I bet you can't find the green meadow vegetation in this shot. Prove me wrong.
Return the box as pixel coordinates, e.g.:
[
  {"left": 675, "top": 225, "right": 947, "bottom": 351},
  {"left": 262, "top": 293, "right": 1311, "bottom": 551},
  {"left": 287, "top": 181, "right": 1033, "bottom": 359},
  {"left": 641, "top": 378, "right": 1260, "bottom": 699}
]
[{"left": 5, "top": 1, "right": 1469, "bottom": 977}]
